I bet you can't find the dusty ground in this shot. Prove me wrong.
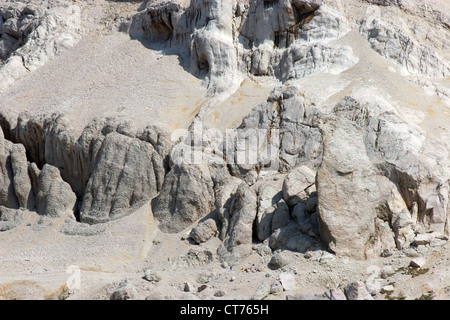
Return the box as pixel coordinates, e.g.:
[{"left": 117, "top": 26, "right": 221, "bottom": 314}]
[{"left": 0, "top": 200, "right": 449, "bottom": 300}]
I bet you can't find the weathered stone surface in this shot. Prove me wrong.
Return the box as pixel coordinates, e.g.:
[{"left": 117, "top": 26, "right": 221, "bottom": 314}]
[
  {"left": 189, "top": 218, "right": 218, "bottom": 244},
  {"left": 81, "top": 132, "right": 165, "bottom": 224},
  {"left": 172, "top": 249, "right": 214, "bottom": 269},
  {"left": 317, "top": 115, "right": 382, "bottom": 259},
  {"left": 282, "top": 165, "right": 316, "bottom": 206},
  {"left": 217, "top": 182, "right": 257, "bottom": 267},
  {"left": 344, "top": 281, "right": 374, "bottom": 300},
  {"left": 35, "top": 164, "right": 77, "bottom": 218},
  {"left": 152, "top": 163, "right": 215, "bottom": 233},
  {"left": 0, "top": 3, "right": 83, "bottom": 91}
]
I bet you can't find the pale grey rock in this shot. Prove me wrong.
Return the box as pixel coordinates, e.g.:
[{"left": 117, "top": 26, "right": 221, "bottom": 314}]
[
  {"left": 317, "top": 115, "right": 381, "bottom": 259},
  {"left": 282, "top": 165, "right": 316, "bottom": 206},
  {"left": 269, "top": 251, "right": 294, "bottom": 270},
  {"left": 0, "top": 129, "right": 20, "bottom": 209},
  {"left": 251, "top": 281, "right": 271, "bottom": 300},
  {"left": 81, "top": 131, "right": 166, "bottom": 224},
  {"left": 214, "top": 175, "right": 242, "bottom": 240},
  {"left": 253, "top": 173, "right": 284, "bottom": 241},
  {"left": 327, "top": 288, "right": 347, "bottom": 300},
  {"left": 253, "top": 243, "right": 272, "bottom": 257},
  {"left": 131, "top": 0, "right": 356, "bottom": 103},
  {"left": 234, "top": 85, "right": 323, "bottom": 178},
  {"left": 344, "top": 281, "right": 374, "bottom": 300},
  {"left": 132, "top": 0, "right": 239, "bottom": 97},
  {"left": 172, "top": 249, "right": 214, "bottom": 269},
  {"left": 152, "top": 163, "right": 215, "bottom": 233},
  {"left": 271, "top": 199, "right": 291, "bottom": 232},
  {"left": 0, "top": 3, "right": 83, "bottom": 91},
  {"left": 359, "top": 9, "right": 450, "bottom": 78},
  {"left": 189, "top": 218, "right": 218, "bottom": 244},
  {"left": 143, "top": 269, "right": 162, "bottom": 282},
  {"left": 35, "top": 164, "right": 76, "bottom": 218},
  {"left": 110, "top": 280, "right": 136, "bottom": 300},
  {"left": 217, "top": 183, "right": 257, "bottom": 266},
  {"left": 365, "top": 218, "right": 397, "bottom": 258},
  {"left": 381, "top": 285, "right": 395, "bottom": 294},
  {"left": 3, "top": 112, "right": 171, "bottom": 225},
  {"left": 380, "top": 265, "right": 396, "bottom": 279},
  {"left": 270, "top": 280, "right": 283, "bottom": 294},
  {"left": 0, "top": 206, "right": 24, "bottom": 231},
  {"left": 414, "top": 233, "right": 433, "bottom": 246},
  {"left": 10, "top": 143, "right": 34, "bottom": 209},
  {"left": 269, "top": 221, "right": 316, "bottom": 252},
  {"left": 317, "top": 95, "right": 450, "bottom": 259}
]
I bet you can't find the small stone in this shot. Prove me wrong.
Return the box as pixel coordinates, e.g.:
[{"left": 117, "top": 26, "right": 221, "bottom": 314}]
[
  {"left": 403, "top": 248, "right": 419, "bottom": 257},
  {"left": 329, "top": 288, "right": 347, "bottom": 300},
  {"left": 251, "top": 281, "right": 271, "bottom": 300},
  {"left": 184, "top": 281, "right": 194, "bottom": 292},
  {"left": 214, "top": 290, "right": 226, "bottom": 297},
  {"left": 380, "top": 265, "right": 395, "bottom": 279},
  {"left": 410, "top": 257, "right": 426, "bottom": 268},
  {"left": 430, "top": 237, "right": 447, "bottom": 247},
  {"left": 380, "top": 249, "right": 393, "bottom": 257},
  {"left": 197, "top": 284, "right": 208, "bottom": 292},
  {"left": 270, "top": 280, "right": 283, "bottom": 294},
  {"left": 344, "top": 281, "right": 374, "bottom": 300},
  {"left": 381, "top": 285, "right": 395, "bottom": 294},
  {"left": 268, "top": 251, "right": 292, "bottom": 269},
  {"left": 279, "top": 272, "right": 296, "bottom": 291},
  {"left": 110, "top": 280, "right": 136, "bottom": 300},
  {"left": 143, "top": 269, "right": 162, "bottom": 282},
  {"left": 414, "top": 233, "right": 432, "bottom": 246},
  {"left": 319, "top": 251, "right": 335, "bottom": 263}
]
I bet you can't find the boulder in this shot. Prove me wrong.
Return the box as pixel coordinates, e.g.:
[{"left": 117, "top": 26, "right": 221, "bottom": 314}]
[
  {"left": 152, "top": 163, "right": 215, "bottom": 233},
  {"left": 217, "top": 183, "right": 258, "bottom": 266},
  {"left": 189, "top": 218, "right": 218, "bottom": 244},
  {"left": 282, "top": 165, "right": 317, "bottom": 206}
]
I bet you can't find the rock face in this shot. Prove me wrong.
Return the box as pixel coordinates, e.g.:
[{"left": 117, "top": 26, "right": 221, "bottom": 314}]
[
  {"left": 0, "top": 111, "right": 171, "bottom": 226},
  {"left": 34, "top": 164, "right": 77, "bottom": 218},
  {"left": 0, "top": 126, "right": 76, "bottom": 219},
  {"left": 317, "top": 95, "right": 450, "bottom": 259},
  {"left": 0, "top": 1, "right": 83, "bottom": 91},
  {"left": 80, "top": 131, "right": 166, "bottom": 224},
  {"left": 152, "top": 163, "right": 215, "bottom": 233},
  {"left": 0, "top": 0, "right": 449, "bottom": 270},
  {"left": 130, "top": 0, "right": 357, "bottom": 97},
  {"left": 217, "top": 182, "right": 258, "bottom": 266}
]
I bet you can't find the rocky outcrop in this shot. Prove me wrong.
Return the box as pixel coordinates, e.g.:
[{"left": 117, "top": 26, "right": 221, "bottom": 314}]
[
  {"left": 152, "top": 163, "right": 215, "bottom": 233},
  {"left": 217, "top": 182, "right": 258, "bottom": 267},
  {"left": 0, "top": 112, "right": 171, "bottom": 226},
  {"left": 80, "top": 131, "right": 166, "bottom": 224},
  {"left": 130, "top": 0, "right": 357, "bottom": 98},
  {"left": 0, "top": 125, "right": 76, "bottom": 219},
  {"left": 317, "top": 96, "right": 450, "bottom": 259},
  {"left": 229, "top": 85, "right": 323, "bottom": 182},
  {"left": 0, "top": 1, "right": 83, "bottom": 91}
]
